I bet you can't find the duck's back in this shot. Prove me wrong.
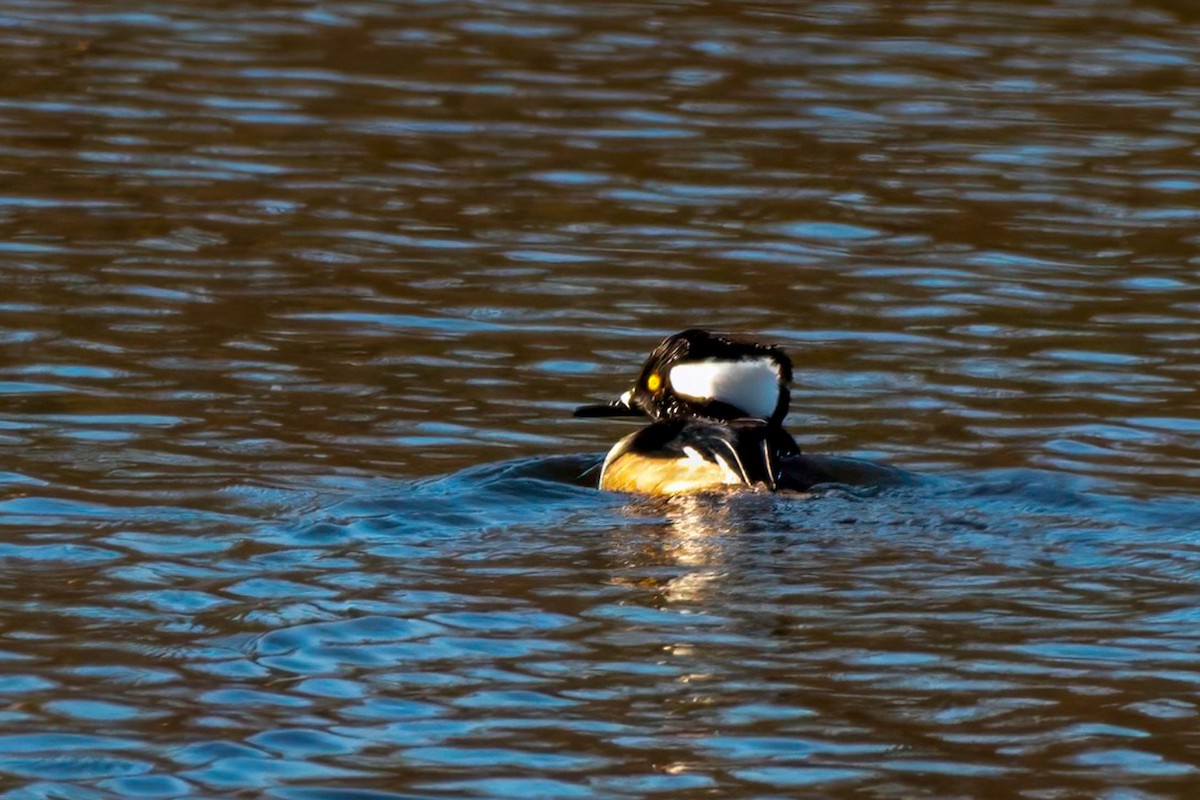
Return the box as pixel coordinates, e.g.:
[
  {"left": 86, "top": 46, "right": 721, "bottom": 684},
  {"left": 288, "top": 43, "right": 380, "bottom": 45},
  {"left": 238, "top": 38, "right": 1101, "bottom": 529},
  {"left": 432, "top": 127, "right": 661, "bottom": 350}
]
[{"left": 597, "top": 418, "right": 804, "bottom": 496}]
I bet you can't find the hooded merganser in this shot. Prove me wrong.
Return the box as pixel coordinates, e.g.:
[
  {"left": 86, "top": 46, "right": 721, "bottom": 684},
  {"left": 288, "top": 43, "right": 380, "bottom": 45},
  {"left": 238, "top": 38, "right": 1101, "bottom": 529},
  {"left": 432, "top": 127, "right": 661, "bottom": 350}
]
[{"left": 575, "top": 329, "right": 838, "bottom": 495}]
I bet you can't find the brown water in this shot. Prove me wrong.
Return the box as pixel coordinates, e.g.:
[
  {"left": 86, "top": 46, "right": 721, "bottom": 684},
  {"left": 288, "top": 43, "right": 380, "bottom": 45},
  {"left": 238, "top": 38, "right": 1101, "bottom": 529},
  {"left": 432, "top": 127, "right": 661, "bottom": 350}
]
[{"left": 2, "top": 0, "right": 1200, "bottom": 796}]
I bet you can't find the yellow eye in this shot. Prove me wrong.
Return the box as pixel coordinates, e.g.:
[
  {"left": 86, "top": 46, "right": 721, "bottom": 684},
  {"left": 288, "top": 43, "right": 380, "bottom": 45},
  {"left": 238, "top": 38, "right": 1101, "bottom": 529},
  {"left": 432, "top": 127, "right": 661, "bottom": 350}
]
[{"left": 646, "top": 373, "right": 662, "bottom": 392}]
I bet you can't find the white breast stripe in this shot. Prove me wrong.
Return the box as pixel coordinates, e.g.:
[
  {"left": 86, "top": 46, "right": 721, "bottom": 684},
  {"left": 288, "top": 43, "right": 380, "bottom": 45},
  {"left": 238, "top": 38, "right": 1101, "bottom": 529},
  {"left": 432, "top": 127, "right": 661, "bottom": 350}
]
[
  {"left": 759, "top": 438, "right": 776, "bottom": 490},
  {"left": 681, "top": 444, "right": 745, "bottom": 485},
  {"left": 668, "top": 358, "right": 782, "bottom": 420},
  {"left": 716, "top": 438, "right": 751, "bottom": 484},
  {"left": 598, "top": 431, "right": 639, "bottom": 487},
  {"left": 712, "top": 454, "right": 743, "bottom": 484}
]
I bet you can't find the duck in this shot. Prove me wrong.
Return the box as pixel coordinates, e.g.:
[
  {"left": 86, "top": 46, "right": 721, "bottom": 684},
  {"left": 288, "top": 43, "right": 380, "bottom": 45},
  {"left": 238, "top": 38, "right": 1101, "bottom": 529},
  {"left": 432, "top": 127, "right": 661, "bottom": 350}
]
[{"left": 575, "top": 329, "right": 840, "bottom": 495}]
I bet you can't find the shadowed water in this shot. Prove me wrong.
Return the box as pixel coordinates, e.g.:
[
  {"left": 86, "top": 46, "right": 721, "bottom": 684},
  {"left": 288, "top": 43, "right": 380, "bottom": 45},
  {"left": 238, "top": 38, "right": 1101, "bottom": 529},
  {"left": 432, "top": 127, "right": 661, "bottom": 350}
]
[{"left": 1, "top": 0, "right": 1199, "bottom": 796}]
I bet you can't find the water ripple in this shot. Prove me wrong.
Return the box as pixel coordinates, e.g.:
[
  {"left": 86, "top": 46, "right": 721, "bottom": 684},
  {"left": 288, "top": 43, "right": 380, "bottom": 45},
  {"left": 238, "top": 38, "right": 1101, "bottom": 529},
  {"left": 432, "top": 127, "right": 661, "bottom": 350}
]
[{"left": 1, "top": 0, "right": 1199, "bottom": 796}]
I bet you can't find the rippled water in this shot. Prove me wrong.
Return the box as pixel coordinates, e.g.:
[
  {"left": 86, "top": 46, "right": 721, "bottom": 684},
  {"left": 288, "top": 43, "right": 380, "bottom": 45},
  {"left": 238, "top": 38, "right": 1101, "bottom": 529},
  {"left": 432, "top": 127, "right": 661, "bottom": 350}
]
[{"left": 2, "top": 0, "right": 1200, "bottom": 796}]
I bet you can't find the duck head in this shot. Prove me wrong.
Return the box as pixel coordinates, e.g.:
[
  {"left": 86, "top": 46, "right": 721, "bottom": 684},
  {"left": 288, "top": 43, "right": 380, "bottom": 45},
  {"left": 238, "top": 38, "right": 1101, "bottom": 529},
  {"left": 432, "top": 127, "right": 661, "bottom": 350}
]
[{"left": 575, "top": 329, "right": 792, "bottom": 425}]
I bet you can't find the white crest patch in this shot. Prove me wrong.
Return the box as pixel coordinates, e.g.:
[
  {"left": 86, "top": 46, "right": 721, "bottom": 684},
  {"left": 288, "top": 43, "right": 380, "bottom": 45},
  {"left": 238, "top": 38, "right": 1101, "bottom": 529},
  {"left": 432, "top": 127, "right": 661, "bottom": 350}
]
[{"left": 667, "top": 357, "right": 782, "bottom": 420}]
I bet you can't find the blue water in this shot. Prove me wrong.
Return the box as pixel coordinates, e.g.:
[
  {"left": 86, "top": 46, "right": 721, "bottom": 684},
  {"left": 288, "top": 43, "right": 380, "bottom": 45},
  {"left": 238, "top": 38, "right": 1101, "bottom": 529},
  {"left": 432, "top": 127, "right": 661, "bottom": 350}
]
[
  {"left": 2, "top": 0, "right": 1200, "bottom": 795},
  {"left": 2, "top": 455, "right": 1197, "bottom": 796}
]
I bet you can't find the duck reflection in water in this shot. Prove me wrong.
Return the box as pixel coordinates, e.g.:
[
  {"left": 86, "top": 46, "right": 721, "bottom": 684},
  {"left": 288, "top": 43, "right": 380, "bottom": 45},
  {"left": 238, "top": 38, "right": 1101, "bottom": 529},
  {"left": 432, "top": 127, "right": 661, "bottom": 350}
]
[{"left": 603, "top": 492, "right": 749, "bottom": 605}]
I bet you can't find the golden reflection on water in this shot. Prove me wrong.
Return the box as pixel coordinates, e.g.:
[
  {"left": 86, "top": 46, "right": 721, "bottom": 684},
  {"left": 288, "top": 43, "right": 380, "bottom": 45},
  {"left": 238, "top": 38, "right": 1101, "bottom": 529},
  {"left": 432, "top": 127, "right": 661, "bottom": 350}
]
[
  {"left": 659, "top": 495, "right": 735, "bottom": 604},
  {"left": 602, "top": 494, "right": 737, "bottom": 604}
]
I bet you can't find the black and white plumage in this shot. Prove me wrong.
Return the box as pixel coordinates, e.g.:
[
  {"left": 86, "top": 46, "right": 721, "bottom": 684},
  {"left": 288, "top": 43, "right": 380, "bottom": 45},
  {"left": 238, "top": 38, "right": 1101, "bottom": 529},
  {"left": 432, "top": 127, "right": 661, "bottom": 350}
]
[
  {"left": 575, "top": 329, "right": 834, "bottom": 495},
  {"left": 575, "top": 329, "right": 792, "bottom": 425}
]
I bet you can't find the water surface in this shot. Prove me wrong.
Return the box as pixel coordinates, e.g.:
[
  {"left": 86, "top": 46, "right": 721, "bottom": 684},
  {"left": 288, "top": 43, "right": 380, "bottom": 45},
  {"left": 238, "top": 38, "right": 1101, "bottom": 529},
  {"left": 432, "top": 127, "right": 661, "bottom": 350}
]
[{"left": 1, "top": 0, "right": 1199, "bottom": 796}]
